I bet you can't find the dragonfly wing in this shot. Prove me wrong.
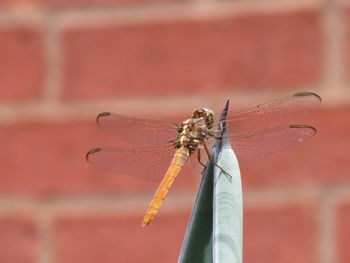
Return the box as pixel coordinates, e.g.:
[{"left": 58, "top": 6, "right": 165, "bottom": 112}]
[
  {"left": 96, "top": 112, "right": 178, "bottom": 145},
  {"left": 86, "top": 144, "right": 176, "bottom": 182},
  {"left": 221, "top": 92, "right": 321, "bottom": 135},
  {"left": 228, "top": 125, "right": 317, "bottom": 165}
]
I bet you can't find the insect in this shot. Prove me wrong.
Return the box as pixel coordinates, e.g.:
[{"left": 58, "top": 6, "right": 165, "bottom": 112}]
[{"left": 86, "top": 92, "right": 321, "bottom": 227}]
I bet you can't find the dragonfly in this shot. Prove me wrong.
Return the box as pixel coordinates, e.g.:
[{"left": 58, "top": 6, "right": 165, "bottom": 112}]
[{"left": 86, "top": 92, "right": 321, "bottom": 227}]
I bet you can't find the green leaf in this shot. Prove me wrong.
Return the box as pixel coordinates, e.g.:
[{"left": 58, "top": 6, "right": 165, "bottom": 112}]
[
  {"left": 178, "top": 100, "right": 243, "bottom": 263},
  {"left": 213, "top": 144, "right": 242, "bottom": 263},
  {"left": 177, "top": 159, "right": 214, "bottom": 262}
]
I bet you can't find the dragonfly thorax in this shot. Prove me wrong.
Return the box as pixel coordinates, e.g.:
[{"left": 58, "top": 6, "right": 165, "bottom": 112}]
[{"left": 174, "top": 109, "right": 214, "bottom": 154}]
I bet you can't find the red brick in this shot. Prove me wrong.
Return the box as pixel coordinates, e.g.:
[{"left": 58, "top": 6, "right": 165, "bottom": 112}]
[
  {"left": 244, "top": 203, "right": 317, "bottom": 263},
  {"left": 0, "top": 119, "right": 199, "bottom": 196},
  {"left": 241, "top": 105, "right": 350, "bottom": 187},
  {"left": 62, "top": 10, "right": 322, "bottom": 101},
  {"left": 0, "top": 0, "right": 11, "bottom": 7},
  {"left": 54, "top": 212, "right": 190, "bottom": 263},
  {"left": 337, "top": 201, "right": 350, "bottom": 263},
  {"left": 0, "top": 214, "right": 38, "bottom": 263},
  {"left": 0, "top": 27, "right": 44, "bottom": 102}
]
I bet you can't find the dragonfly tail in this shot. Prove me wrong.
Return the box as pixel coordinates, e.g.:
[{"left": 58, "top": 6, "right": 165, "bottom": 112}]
[{"left": 141, "top": 147, "right": 189, "bottom": 227}]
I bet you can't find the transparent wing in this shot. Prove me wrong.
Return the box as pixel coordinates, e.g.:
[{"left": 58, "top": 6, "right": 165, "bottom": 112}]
[
  {"left": 198, "top": 124, "right": 316, "bottom": 166},
  {"left": 90, "top": 92, "right": 320, "bottom": 178},
  {"left": 220, "top": 92, "right": 321, "bottom": 135},
  {"left": 229, "top": 125, "right": 317, "bottom": 165},
  {"left": 86, "top": 143, "right": 176, "bottom": 182},
  {"left": 96, "top": 112, "right": 178, "bottom": 145}
]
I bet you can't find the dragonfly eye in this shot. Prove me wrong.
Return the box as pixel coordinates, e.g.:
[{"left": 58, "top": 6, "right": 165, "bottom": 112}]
[
  {"left": 203, "top": 110, "right": 214, "bottom": 129},
  {"left": 191, "top": 109, "right": 203, "bottom": 118},
  {"left": 192, "top": 108, "right": 215, "bottom": 129}
]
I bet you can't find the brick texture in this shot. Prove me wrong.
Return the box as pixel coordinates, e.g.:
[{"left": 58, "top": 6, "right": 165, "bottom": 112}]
[
  {"left": 0, "top": 27, "right": 44, "bottom": 102},
  {"left": 0, "top": 215, "right": 38, "bottom": 263},
  {"left": 0, "top": 120, "right": 199, "bottom": 196},
  {"left": 244, "top": 203, "right": 317, "bottom": 263},
  {"left": 0, "top": 1, "right": 348, "bottom": 262},
  {"left": 0, "top": 106, "right": 349, "bottom": 195},
  {"left": 54, "top": 212, "right": 190, "bottom": 263},
  {"left": 241, "top": 106, "right": 350, "bottom": 187},
  {"left": 62, "top": 10, "right": 322, "bottom": 100}
]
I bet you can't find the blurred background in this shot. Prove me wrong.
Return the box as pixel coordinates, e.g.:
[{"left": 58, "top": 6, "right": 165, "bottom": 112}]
[{"left": 0, "top": 0, "right": 350, "bottom": 262}]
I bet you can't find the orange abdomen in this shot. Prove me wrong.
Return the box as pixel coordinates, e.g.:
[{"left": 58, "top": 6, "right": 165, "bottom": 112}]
[{"left": 141, "top": 147, "right": 189, "bottom": 227}]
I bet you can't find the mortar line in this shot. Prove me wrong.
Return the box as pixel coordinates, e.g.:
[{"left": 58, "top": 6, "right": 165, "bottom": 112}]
[
  {"left": 318, "top": 188, "right": 336, "bottom": 263},
  {"left": 38, "top": 209, "right": 54, "bottom": 263},
  {"left": 0, "top": 191, "right": 196, "bottom": 214},
  {"left": 320, "top": 0, "right": 347, "bottom": 95},
  {"left": 0, "top": 86, "right": 345, "bottom": 124},
  {"left": 315, "top": 5, "right": 347, "bottom": 261},
  {"left": 55, "top": 0, "right": 322, "bottom": 27},
  {"left": 0, "top": 184, "right": 350, "bottom": 212},
  {"left": 42, "top": 12, "right": 63, "bottom": 104},
  {"left": 0, "top": 0, "right": 321, "bottom": 26}
]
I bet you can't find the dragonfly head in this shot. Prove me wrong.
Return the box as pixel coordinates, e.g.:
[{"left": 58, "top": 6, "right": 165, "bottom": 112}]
[{"left": 192, "top": 108, "right": 215, "bottom": 129}]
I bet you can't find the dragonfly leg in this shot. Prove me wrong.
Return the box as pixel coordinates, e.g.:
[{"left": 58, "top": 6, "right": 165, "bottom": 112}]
[
  {"left": 197, "top": 149, "right": 206, "bottom": 168},
  {"left": 202, "top": 141, "right": 232, "bottom": 180}
]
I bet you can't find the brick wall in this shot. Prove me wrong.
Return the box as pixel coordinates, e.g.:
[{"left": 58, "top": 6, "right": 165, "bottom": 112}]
[{"left": 0, "top": 1, "right": 349, "bottom": 263}]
